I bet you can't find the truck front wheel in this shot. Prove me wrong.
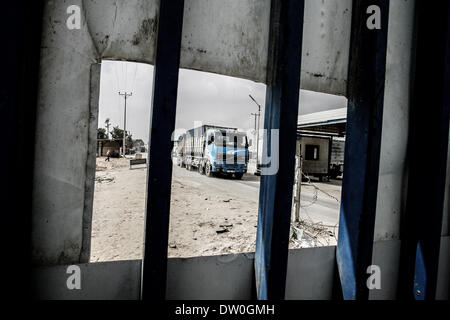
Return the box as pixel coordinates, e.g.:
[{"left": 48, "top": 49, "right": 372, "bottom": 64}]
[{"left": 234, "top": 173, "right": 243, "bottom": 180}]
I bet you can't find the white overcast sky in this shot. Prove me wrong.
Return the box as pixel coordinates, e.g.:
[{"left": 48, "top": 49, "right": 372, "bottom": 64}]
[{"left": 98, "top": 60, "right": 347, "bottom": 142}]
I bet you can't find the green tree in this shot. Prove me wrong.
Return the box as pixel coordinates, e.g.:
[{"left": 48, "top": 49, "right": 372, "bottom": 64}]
[
  {"left": 97, "top": 128, "right": 107, "bottom": 139},
  {"left": 111, "top": 126, "right": 133, "bottom": 147},
  {"left": 111, "top": 126, "right": 124, "bottom": 140},
  {"left": 126, "top": 134, "right": 133, "bottom": 148},
  {"left": 105, "top": 118, "right": 111, "bottom": 139}
]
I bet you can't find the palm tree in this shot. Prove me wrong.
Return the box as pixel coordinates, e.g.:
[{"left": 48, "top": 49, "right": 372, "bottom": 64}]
[{"left": 105, "top": 118, "right": 111, "bottom": 139}]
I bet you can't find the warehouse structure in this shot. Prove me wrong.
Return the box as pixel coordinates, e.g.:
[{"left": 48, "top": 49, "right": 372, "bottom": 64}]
[
  {"left": 2, "top": 0, "right": 449, "bottom": 300},
  {"left": 298, "top": 108, "right": 347, "bottom": 137},
  {"left": 297, "top": 108, "right": 347, "bottom": 180},
  {"left": 97, "top": 139, "right": 122, "bottom": 157}
]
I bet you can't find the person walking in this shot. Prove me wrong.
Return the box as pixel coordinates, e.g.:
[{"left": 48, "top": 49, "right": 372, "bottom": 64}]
[{"left": 105, "top": 150, "right": 111, "bottom": 162}]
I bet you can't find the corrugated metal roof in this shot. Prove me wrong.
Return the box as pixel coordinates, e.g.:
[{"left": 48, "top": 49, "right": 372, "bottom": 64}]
[{"left": 298, "top": 108, "right": 347, "bottom": 127}]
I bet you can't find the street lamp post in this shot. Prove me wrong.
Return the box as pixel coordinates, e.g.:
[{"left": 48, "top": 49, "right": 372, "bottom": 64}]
[{"left": 249, "top": 94, "right": 261, "bottom": 175}]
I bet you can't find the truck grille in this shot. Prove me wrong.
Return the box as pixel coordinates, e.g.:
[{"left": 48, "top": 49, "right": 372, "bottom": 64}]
[
  {"left": 216, "top": 153, "right": 246, "bottom": 164},
  {"left": 225, "top": 155, "right": 246, "bottom": 164}
]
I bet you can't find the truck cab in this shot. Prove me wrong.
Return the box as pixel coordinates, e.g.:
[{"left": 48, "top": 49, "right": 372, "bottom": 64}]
[
  {"left": 202, "top": 129, "right": 249, "bottom": 179},
  {"left": 178, "top": 125, "right": 249, "bottom": 179}
]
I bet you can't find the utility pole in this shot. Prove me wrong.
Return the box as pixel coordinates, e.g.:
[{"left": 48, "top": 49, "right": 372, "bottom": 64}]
[
  {"left": 249, "top": 94, "right": 261, "bottom": 174},
  {"left": 119, "top": 91, "right": 132, "bottom": 157}
]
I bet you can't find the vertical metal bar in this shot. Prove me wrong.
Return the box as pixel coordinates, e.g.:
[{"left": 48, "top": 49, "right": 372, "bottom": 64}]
[
  {"left": 397, "top": 0, "right": 450, "bottom": 300},
  {"left": 141, "top": 0, "right": 185, "bottom": 300},
  {"left": 254, "top": 0, "right": 305, "bottom": 300},
  {"left": 336, "top": 0, "right": 390, "bottom": 300}
]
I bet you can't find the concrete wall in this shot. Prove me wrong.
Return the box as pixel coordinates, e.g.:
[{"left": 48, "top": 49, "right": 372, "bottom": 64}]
[
  {"left": 369, "top": 1, "right": 415, "bottom": 298},
  {"left": 374, "top": 0, "right": 415, "bottom": 243},
  {"left": 181, "top": 0, "right": 352, "bottom": 95},
  {"left": 370, "top": 0, "right": 450, "bottom": 299},
  {"left": 32, "top": 259, "right": 141, "bottom": 300},
  {"left": 81, "top": 64, "right": 101, "bottom": 263},
  {"left": 32, "top": 0, "right": 99, "bottom": 265},
  {"left": 33, "top": 246, "right": 336, "bottom": 300},
  {"left": 300, "top": 0, "right": 351, "bottom": 95},
  {"left": 371, "top": 0, "right": 449, "bottom": 298},
  {"left": 32, "top": 0, "right": 352, "bottom": 266},
  {"left": 38, "top": 0, "right": 351, "bottom": 92},
  {"left": 166, "top": 253, "right": 255, "bottom": 300},
  {"left": 32, "top": 239, "right": 450, "bottom": 300},
  {"left": 285, "top": 246, "right": 335, "bottom": 300},
  {"left": 30, "top": 0, "right": 449, "bottom": 299}
]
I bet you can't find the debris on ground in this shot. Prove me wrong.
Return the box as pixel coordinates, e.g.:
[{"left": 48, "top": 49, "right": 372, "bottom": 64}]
[
  {"left": 91, "top": 158, "right": 341, "bottom": 262},
  {"left": 95, "top": 176, "right": 115, "bottom": 183},
  {"left": 290, "top": 218, "right": 338, "bottom": 248}
]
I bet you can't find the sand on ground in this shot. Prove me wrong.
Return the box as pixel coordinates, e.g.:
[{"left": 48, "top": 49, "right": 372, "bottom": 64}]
[{"left": 90, "top": 156, "right": 339, "bottom": 262}]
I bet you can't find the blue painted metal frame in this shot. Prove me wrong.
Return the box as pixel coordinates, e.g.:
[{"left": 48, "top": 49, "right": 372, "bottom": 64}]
[
  {"left": 336, "top": 0, "right": 390, "bottom": 300},
  {"left": 141, "top": 0, "right": 185, "bottom": 300},
  {"left": 254, "top": 0, "right": 305, "bottom": 300},
  {"left": 397, "top": 0, "right": 450, "bottom": 300}
]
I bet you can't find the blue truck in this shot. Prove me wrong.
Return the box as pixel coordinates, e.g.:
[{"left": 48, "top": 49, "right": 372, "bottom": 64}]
[{"left": 176, "top": 125, "right": 249, "bottom": 179}]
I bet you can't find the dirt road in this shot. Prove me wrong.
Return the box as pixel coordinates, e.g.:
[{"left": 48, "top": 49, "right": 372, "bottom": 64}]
[{"left": 90, "top": 157, "right": 341, "bottom": 262}]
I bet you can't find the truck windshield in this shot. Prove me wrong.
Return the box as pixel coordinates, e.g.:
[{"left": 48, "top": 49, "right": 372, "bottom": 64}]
[{"left": 215, "top": 133, "right": 247, "bottom": 148}]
